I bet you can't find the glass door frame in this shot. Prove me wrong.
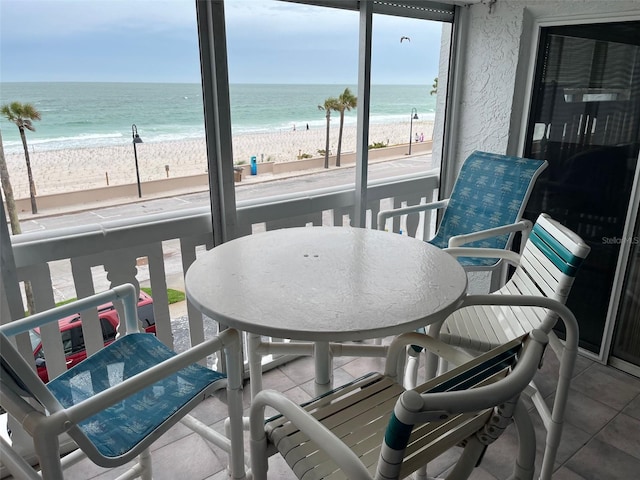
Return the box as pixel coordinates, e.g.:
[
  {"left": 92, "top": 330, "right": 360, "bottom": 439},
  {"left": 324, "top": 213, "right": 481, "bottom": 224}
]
[
  {"left": 606, "top": 151, "right": 640, "bottom": 376},
  {"left": 516, "top": 11, "right": 640, "bottom": 365}
]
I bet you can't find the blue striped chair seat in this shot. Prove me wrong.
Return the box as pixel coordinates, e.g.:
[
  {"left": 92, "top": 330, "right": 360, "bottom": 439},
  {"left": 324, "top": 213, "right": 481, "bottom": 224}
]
[
  {"left": 47, "top": 333, "right": 226, "bottom": 458},
  {"left": 0, "top": 284, "right": 244, "bottom": 479}
]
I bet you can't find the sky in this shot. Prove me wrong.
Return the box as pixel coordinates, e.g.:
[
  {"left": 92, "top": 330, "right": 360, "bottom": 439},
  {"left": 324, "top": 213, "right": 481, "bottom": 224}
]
[{"left": 0, "top": 0, "right": 443, "bottom": 85}]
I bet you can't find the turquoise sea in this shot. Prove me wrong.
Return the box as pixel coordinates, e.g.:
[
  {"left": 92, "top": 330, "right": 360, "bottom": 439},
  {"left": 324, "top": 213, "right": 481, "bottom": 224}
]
[{"left": 0, "top": 82, "right": 436, "bottom": 154}]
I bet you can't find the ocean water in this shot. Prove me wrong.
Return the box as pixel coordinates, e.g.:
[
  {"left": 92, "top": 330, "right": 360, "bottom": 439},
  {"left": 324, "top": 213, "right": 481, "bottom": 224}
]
[{"left": 0, "top": 82, "right": 436, "bottom": 154}]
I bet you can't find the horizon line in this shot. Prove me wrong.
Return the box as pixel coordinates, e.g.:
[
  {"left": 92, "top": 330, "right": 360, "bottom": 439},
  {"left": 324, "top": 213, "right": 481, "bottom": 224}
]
[{"left": 0, "top": 81, "right": 432, "bottom": 87}]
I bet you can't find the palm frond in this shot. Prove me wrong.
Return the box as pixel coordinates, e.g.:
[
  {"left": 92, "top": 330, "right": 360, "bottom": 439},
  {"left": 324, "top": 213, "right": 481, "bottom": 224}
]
[{"left": 1, "top": 101, "right": 42, "bottom": 128}]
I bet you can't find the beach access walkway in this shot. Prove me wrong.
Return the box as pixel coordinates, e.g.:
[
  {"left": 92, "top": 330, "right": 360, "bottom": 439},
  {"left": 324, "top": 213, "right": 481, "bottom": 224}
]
[{"left": 13, "top": 142, "right": 432, "bottom": 221}]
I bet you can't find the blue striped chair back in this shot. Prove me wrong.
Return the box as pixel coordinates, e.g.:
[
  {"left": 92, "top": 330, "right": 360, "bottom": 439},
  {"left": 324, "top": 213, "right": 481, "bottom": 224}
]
[
  {"left": 429, "top": 151, "right": 547, "bottom": 266},
  {"left": 516, "top": 213, "right": 591, "bottom": 302}
]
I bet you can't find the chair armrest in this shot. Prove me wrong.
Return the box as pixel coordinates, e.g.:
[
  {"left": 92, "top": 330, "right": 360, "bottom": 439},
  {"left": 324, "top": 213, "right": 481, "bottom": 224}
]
[
  {"left": 447, "top": 219, "right": 533, "bottom": 248},
  {"left": 385, "top": 332, "right": 475, "bottom": 378},
  {"left": 459, "top": 294, "right": 578, "bottom": 350},
  {"left": 62, "top": 328, "right": 241, "bottom": 424},
  {"left": 402, "top": 330, "right": 548, "bottom": 425},
  {"left": 377, "top": 199, "right": 449, "bottom": 230},
  {"left": 1, "top": 284, "right": 139, "bottom": 337},
  {"left": 249, "top": 389, "right": 372, "bottom": 479},
  {"left": 444, "top": 247, "right": 522, "bottom": 267}
]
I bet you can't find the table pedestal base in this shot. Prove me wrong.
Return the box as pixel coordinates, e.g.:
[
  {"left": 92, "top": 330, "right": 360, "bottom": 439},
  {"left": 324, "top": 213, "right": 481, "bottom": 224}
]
[{"left": 247, "top": 334, "right": 389, "bottom": 398}]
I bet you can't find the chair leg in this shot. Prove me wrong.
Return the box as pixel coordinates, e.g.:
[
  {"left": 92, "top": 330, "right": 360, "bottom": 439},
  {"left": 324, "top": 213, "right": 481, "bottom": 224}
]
[
  {"left": 139, "top": 449, "right": 152, "bottom": 480},
  {"left": 227, "top": 340, "right": 248, "bottom": 479},
  {"left": 404, "top": 348, "right": 420, "bottom": 389},
  {"left": 511, "top": 399, "right": 535, "bottom": 480},
  {"left": 424, "top": 350, "right": 439, "bottom": 380},
  {"left": 0, "top": 437, "right": 41, "bottom": 480},
  {"left": 488, "top": 263, "right": 508, "bottom": 293},
  {"left": 438, "top": 356, "right": 450, "bottom": 376},
  {"left": 249, "top": 420, "right": 269, "bottom": 480},
  {"left": 414, "top": 464, "right": 428, "bottom": 479},
  {"left": 425, "top": 322, "right": 445, "bottom": 380},
  {"left": 539, "top": 332, "right": 578, "bottom": 480},
  {"left": 444, "top": 437, "right": 485, "bottom": 480},
  {"left": 33, "top": 432, "right": 64, "bottom": 480},
  {"left": 116, "top": 450, "right": 153, "bottom": 480}
]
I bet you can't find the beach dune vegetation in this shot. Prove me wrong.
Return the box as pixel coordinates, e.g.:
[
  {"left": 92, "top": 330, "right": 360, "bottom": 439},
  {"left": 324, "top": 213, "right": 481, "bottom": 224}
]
[
  {"left": 318, "top": 96, "right": 340, "bottom": 169},
  {"left": 1, "top": 101, "right": 41, "bottom": 214},
  {"left": 335, "top": 88, "right": 357, "bottom": 167},
  {"left": 369, "top": 141, "right": 389, "bottom": 149},
  {"left": 430, "top": 77, "right": 438, "bottom": 96}
]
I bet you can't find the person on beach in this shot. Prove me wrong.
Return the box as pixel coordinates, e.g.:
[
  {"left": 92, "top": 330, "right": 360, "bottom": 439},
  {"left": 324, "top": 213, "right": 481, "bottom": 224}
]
[{"left": 419, "top": 132, "right": 424, "bottom": 142}]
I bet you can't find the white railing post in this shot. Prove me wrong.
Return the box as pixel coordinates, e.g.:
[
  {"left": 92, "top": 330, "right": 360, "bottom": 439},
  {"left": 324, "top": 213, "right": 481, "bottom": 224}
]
[
  {"left": 5, "top": 171, "right": 439, "bottom": 469},
  {"left": 10, "top": 172, "right": 439, "bottom": 363}
]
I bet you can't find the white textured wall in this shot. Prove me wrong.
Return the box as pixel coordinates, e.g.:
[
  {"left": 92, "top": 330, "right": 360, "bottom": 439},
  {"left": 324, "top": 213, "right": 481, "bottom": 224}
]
[
  {"left": 436, "top": 0, "right": 640, "bottom": 177},
  {"left": 454, "top": 0, "right": 525, "bottom": 162}
]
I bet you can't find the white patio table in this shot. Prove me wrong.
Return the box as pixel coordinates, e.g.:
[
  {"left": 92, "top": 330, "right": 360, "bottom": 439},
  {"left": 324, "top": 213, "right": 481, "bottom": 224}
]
[{"left": 185, "top": 226, "right": 467, "bottom": 398}]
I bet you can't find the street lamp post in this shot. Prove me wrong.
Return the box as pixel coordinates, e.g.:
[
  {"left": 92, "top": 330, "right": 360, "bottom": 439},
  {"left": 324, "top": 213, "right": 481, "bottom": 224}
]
[
  {"left": 408, "top": 108, "right": 419, "bottom": 155},
  {"left": 132, "top": 124, "right": 143, "bottom": 198}
]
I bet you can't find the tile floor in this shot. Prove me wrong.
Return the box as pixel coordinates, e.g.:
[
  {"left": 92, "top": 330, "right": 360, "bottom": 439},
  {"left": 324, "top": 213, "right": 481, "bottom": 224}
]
[{"left": 45, "top": 343, "right": 640, "bottom": 480}]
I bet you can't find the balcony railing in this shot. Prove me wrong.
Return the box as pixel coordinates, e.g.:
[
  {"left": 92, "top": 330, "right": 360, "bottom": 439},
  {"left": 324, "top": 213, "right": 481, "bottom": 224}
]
[
  {"left": 10, "top": 172, "right": 439, "bottom": 377},
  {"left": 4, "top": 171, "right": 438, "bottom": 468}
]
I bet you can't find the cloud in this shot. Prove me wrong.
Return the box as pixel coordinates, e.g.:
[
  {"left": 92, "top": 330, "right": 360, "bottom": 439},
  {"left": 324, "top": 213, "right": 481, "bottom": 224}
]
[
  {"left": 224, "top": 0, "right": 442, "bottom": 84},
  {"left": 229, "top": 0, "right": 354, "bottom": 32},
  {"left": 0, "top": 0, "right": 196, "bottom": 38},
  {"left": 0, "top": 0, "right": 442, "bottom": 84}
]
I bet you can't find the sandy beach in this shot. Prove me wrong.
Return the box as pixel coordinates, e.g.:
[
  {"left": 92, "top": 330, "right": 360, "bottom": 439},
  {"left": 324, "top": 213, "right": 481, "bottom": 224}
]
[{"left": 3, "top": 120, "right": 433, "bottom": 198}]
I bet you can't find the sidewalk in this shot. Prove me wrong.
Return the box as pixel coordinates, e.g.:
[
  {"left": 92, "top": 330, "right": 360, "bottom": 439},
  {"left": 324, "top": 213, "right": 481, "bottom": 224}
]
[{"left": 15, "top": 142, "right": 432, "bottom": 221}]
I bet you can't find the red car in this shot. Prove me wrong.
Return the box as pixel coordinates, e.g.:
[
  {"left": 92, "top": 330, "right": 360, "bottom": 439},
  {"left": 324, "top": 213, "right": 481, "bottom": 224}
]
[{"left": 30, "top": 292, "right": 156, "bottom": 382}]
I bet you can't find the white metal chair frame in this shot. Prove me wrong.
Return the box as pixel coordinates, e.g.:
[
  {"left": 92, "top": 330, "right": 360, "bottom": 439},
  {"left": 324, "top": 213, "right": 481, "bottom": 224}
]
[
  {"left": 378, "top": 151, "right": 548, "bottom": 291},
  {"left": 411, "top": 213, "right": 591, "bottom": 480},
  {"left": 248, "top": 326, "right": 556, "bottom": 480},
  {"left": 0, "top": 284, "right": 246, "bottom": 480}
]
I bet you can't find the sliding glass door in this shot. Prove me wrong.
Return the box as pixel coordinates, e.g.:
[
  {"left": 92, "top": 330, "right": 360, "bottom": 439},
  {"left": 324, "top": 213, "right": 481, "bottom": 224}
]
[{"left": 523, "top": 21, "right": 640, "bottom": 356}]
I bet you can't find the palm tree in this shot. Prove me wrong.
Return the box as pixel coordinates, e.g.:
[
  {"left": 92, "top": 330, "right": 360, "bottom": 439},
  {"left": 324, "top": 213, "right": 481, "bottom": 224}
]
[
  {"left": 430, "top": 77, "right": 438, "bottom": 96},
  {"left": 335, "top": 88, "right": 357, "bottom": 167},
  {"left": 1, "top": 101, "right": 41, "bottom": 214},
  {"left": 318, "top": 96, "right": 339, "bottom": 169},
  {"left": 1, "top": 130, "right": 37, "bottom": 314},
  {"left": 0, "top": 130, "right": 21, "bottom": 234}
]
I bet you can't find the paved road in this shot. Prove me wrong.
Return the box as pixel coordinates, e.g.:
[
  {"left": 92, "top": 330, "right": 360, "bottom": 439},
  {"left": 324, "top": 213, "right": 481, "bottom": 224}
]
[
  {"left": 18, "top": 155, "right": 437, "bottom": 303},
  {"left": 20, "top": 155, "right": 436, "bottom": 233}
]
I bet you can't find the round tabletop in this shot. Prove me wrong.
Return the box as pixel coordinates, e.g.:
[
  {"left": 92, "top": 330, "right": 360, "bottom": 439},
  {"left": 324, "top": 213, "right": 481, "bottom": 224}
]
[{"left": 185, "top": 227, "right": 467, "bottom": 342}]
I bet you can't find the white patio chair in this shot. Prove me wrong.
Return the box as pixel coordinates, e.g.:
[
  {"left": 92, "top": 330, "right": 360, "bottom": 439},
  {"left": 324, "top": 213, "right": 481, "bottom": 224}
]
[
  {"left": 249, "top": 329, "right": 550, "bottom": 480},
  {"left": 410, "top": 213, "right": 590, "bottom": 479},
  {"left": 0, "top": 283, "right": 245, "bottom": 480},
  {"left": 378, "top": 150, "right": 548, "bottom": 292}
]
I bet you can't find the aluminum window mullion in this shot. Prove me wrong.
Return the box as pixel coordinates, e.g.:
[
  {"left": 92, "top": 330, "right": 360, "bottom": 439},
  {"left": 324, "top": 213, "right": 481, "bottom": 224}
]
[
  {"left": 196, "top": 0, "right": 238, "bottom": 244},
  {"left": 354, "top": 0, "right": 374, "bottom": 228}
]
